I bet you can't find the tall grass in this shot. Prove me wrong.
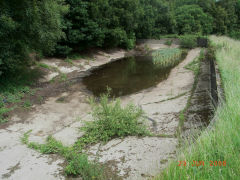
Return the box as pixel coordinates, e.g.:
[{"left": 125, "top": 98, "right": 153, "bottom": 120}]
[
  {"left": 152, "top": 48, "right": 183, "bottom": 68},
  {"left": 155, "top": 36, "right": 240, "bottom": 179}
]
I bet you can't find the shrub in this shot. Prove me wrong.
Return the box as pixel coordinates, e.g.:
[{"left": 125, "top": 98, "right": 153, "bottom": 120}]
[
  {"left": 54, "top": 45, "right": 72, "bottom": 57},
  {"left": 165, "top": 39, "right": 173, "bottom": 46},
  {"left": 65, "top": 153, "right": 103, "bottom": 178},
  {"left": 180, "top": 35, "right": 198, "bottom": 49},
  {"left": 78, "top": 93, "right": 149, "bottom": 146},
  {"left": 228, "top": 31, "right": 240, "bottom": 40}
]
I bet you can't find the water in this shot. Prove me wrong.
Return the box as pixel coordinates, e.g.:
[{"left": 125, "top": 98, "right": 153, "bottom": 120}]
[{"left": 83, "top": 56, "right": 175, "bottom": 97}]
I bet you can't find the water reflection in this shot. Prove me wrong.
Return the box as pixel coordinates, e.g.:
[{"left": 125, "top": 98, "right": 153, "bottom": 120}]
[{"left": 83, "top": 56, "right": 178, "bottom": 97}]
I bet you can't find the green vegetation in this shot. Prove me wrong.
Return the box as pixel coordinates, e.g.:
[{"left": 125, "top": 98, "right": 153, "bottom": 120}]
[
  {"left": 1, "top": 0, "right": 240, "bottom": 178},
  {"left": 56, "top": 0, "right": 240, "bottom": 56},
  {"left": 156, "top": 36, "right": 240, "bottom": 179},
  {"left": 180, "top": 35, "right": 198, "bottom": 49},
  {"left": 152, "top": 48, "right": 183, "bottom": 68},
  {"left": 21, "top": 132, "right": 104, "bottom": 179},
  {"left": 165, "top": 39, "right": 173, "bottom": 46},
  {"left": 75, "top": 93, "right": 150, "bottom": 148},
  {"left": 64, "top": 53, "right": 93, "bottom": 65},
  {"left": 0, "top": 0, "right": 68, "bottom": 76},
  {"left": 0, "top": 67, "right": 41, "bottom": 123},
  {"left": 22, "top": 92, "right": 150, "bottom": 178},
  {"left": 37, "top": 63, "right": 51, "bottom": 69},
  {"left": 184, "top": 50, "right": 204, "bottom": 75},
  {"left": 59, "top": 73, "right": 67, "bottom": 82},
  {"left": 22, "top": 100, "right": 32, "bottom": 109},
  {"left": 2, "top": 0, "right": 240, "bottom": 75},
  {"left": 175, "top": 5, "right": 213, "bottom": 35},
  {"left": 0, "top": 107, "right": 11, "bottom": 124}
]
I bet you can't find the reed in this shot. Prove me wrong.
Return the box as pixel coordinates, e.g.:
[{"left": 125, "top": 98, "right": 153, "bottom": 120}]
[{"left": 152, "top": 48, "right": 183, "bottom": 68}]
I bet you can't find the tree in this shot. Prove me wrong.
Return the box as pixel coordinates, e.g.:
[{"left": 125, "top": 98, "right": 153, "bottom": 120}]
[
  {"left": 0, "top": 0, "right": 67, "bottom": 75},
  {"left": 175, "top": 5, "right": 213, "bottom": 34}
]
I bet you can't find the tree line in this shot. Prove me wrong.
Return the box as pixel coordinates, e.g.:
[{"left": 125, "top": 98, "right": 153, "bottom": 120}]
[{"left": 1, "top": 0, "right": 240, "bottom": 75}]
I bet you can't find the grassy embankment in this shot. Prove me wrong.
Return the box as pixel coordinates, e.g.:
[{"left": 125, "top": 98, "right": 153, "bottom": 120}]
[{"left": 155, "top": 36, "right": 240, "bottom": 179}]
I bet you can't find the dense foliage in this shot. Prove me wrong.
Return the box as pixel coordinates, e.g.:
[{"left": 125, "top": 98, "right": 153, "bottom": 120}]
[
  {"left": 0, "top": 0, "right": 68, "bottom": 75},
  {"left": 1, "top": 0, "right": 240, "bottom": 74}
]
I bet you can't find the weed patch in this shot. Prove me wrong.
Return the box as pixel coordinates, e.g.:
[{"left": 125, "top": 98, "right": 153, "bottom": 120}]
[
  {"left": 0, "top": 67, "right": 41, "bottom": 123},
  {"left": 21, "top": 131, "right": 104, "bottom": 179},
  {"left": 37, "top": 63, "right": 51, "bottom": 69},
  {"left": 22, "top": 100, "right": 32, "bottom": 109},
  {"left": 184, "top": 50, "right": 204, "bottom": 75},
  {"left": 165, "top": 39, "right": 173, "bottom": 46},
  {"left": 75, "top": 93, "right": 150, "bottom": 147}
]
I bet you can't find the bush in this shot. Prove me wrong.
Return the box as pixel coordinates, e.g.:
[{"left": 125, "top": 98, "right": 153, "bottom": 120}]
[
  {"left": 180, "top": 35, "right": 198, "bottom": 49},
  {"left": 78, "top": 93, "right": 150, "bottom": 145},
  {"left": 229, "top": 31, "right": 240, "bottom": 40},
  {"left": 54, "top": 44, "right": 72, "bottom": 57},
  {"left": 65, "top": 153, "right": 103, "bottom": 178},
  {"left": 165, "top": 39, "right": 173, "bottom": 46}
]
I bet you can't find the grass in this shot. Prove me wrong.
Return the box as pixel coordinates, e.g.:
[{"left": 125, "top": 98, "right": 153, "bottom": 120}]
[
  {"left": 22, "top": 100, "right": 32, "bottom": 109},
  {"left": 152, "top": 48, "right": 185, "bottom": 68},
  {"left": 184, "top": 51, "right": 203, "bottom": 75},
  {"left": 75, "top": 93, "right": 150, "bottom": 148},
  {"left": 50, "top": 72, "right": 67, "bottom": 83},
  {"left": 21, "top": 131, "right": 104, "bottom": 179},
  {"left": 22, "top": 92, "right": 150, "bottom": 178},
  {"left": 0, "top": 67, "right": 41, "bottom": 123},
  {"left": 37, "top": 63, "right": 51, "bottom": 69},
  {"left": 64, "top": 58, "right": 73, "bottom": 65},
  {"left": 179, "top": 35, "right": 198, "bottom": 49},
  {"left": 155, "top": 36, "right": 240, "bottom": 180},
  {"left": 65, "top": 53, "right": 93, "bottom": 65},
  {"left": 59, "top": 73, "right": 67, "bottom": 82},
  {"left": 165, "top": 39, "right": 173, "bottom": 46}
]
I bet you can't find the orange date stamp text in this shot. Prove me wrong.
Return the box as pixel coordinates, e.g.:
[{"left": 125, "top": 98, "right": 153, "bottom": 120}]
[{"left": 178, "top": 161, "right": 227, "bottom": 167}]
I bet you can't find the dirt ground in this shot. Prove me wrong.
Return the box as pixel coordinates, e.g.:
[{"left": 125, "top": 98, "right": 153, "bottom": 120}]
[{"left": 0, "top": 41, "right": 201, "bottom": 180}]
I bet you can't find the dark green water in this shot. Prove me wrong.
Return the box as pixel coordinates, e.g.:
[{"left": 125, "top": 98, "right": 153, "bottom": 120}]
[{"left": 83, "top": 56, "right": 174, "bottom": 97}]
